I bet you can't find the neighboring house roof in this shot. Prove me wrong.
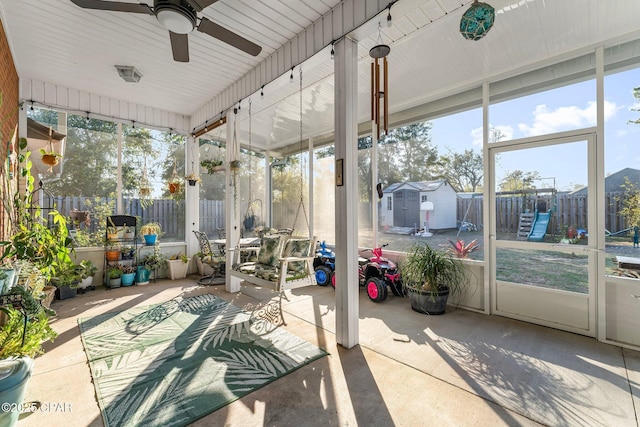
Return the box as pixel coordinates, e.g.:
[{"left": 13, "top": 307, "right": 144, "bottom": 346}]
[
  {"left": 571, "top": 167, "right": 640, "bottom": 194},
  {"left": 383, "top": 180, "right": 451, "bottom": 193}
]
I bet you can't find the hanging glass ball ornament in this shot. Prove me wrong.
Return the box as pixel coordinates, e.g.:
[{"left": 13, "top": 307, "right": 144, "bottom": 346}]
[{"left": 460, "top": 1, "right": 495, "bottom": 41}]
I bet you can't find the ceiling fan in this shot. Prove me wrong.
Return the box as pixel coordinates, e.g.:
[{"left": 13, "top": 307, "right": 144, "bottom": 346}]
[{"left": 69, "top": 0, "right": 262, "bottom": 62}]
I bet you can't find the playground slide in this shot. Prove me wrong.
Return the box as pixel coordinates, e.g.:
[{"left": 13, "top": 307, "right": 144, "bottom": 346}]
[{"left": 528, "top": 211, "right": 551, "bottom": 242}]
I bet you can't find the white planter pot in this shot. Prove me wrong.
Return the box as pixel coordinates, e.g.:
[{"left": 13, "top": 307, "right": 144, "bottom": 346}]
[
  {"left": 166, "top": 259, "right": 188, "bottom": 280},
  {"left": 78, "top": 276, "right": 93, "bottom": 289}
]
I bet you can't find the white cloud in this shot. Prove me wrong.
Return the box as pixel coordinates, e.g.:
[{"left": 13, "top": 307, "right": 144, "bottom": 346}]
[
  {"left": 518, "top": 100, "right": 618, "bottom": 136},
  {"left": 470, "top": 124, "right": 514, "bottom": 145}
]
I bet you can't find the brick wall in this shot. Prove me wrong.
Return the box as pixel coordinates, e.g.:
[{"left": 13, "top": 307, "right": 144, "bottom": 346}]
[{"left": 0, "top": 19, "right": 19, "bottom": 239}]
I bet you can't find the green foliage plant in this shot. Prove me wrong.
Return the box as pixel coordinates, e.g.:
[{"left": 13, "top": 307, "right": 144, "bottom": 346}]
[
  {"left": 400, "top": 242, "right": 468, "bottom": 299},
  {"left": 140, "top": 222, "right": 162, "bottom": 236},
  {"left": 106, "top": 265, "right": 122, "bottom": 279},
  {"left": 200, "top": 159, "right": 223, "bottom": 174},
  {"left": 140, "top": 245, "right": 167, "bottom": 272},
  {"left": 618, "top": 177, "right": 640, "bottom": 229},
  {"left": 0, "top": 309, "right": 57, "bottom": 358},
  {"left": 447, "top": 239, "right": 480, "bottom": 258}
]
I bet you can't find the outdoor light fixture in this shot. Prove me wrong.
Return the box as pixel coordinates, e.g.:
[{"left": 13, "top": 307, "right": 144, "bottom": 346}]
[
  {"left": 155, "top": 3, "right": 196, "bottom": 34},
  {"left": 459, "top": 1, "right": 495, "bottom": 41},
  {"left": 370, "top": 23, "right": 390, "bottom": 138},
  {"left": 115, "top": 65, "right": 143, "bottom": 83}
]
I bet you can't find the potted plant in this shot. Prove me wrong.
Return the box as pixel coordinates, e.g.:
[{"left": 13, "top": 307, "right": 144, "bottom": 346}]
[
  {"left": 0, "top": 278, "right": 57, "bottom": 427},
  {"left": 400, "top": 242, "right": 468, "bottom": 315},
  {"left": 106, "top": 265, "right": 123, "bottom": 288},
  {"left": 200, "top": 159, "right": 224, "bottom": 174},
  {"left": 38, "top": 148, "right": 62, "bottom": 170},
  {"left": 447, "top": 239, "right": 480, "bottom": 258},
  {"left": 185, "top": 172, "right": 202, "bottom": 186},
  {"left": 76, "top": 260, "right": 97, "bottom": 292},
  {"left": 120, "top": 265, "right": 137, "bottom": 286},
  {"left": 50, "top": 262, "right": 81, "bottom": 300},
  {"left": 120, "top": 245, "right": 135, "bottom": 260},
  {"left": 166, "top": 253, "right": 189, "bottom": 280},
  {"left": 105, "top": 244, "right": 121, "bottom": 262},
  {"left": 140, "top": 222, "right": 162, "bottom": 246},
  {"left": 106, "top": 217, "right": 122, "bottom": 241},
  {"left": 139, "top": 245, "right": 167, "bottom": 282},
  {"left": 122, "top": 224, "right": 135, "bottom": 240}
]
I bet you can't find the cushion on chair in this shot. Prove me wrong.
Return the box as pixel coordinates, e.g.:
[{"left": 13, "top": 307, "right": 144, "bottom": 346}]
[
  {"left": 257, "top": 235, "right": 283, "bottom": 267},
  {"left": 282, "top": 238, "right": 311, "bottom": 274}
]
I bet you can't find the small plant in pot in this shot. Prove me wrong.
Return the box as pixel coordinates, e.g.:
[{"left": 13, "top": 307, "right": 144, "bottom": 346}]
[
  {"left": 77, "top": 260, "right": 98, "bottom": 292},
  {"left": 106, "top": 265, "right": 123, "bottom": 288},
  {"left": 120, "top": 264, "right": 137, "bottom": 286},
  {"left": 400, "top": 242, "right": 468, "bottom": 315},
  {"left": 140, "top": 222, "right": 162, "bottom": 246},
  {"left": 50, "top": 262, "right": 82, "bottom": 300}
]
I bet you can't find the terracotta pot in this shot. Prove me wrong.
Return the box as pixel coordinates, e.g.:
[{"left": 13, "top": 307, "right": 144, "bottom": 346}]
[
  {"left": 105, "top": 250, "right": 120, "bottom": 261},
  {"left": 41, "top": 154, "right": 59, "bottom": 166},
  {"left": 169, "top": 182, "right": 180, "bottom": 193}
]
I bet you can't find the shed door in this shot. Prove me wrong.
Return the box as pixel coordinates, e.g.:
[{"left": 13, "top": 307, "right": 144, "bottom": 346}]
[{"left": 393, "top": 189, "right": 420, "bottom": 228}]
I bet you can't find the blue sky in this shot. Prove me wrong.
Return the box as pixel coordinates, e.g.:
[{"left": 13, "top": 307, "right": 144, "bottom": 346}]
[{"left": 428, "top": 67, "right": 640, "bottom": 191}]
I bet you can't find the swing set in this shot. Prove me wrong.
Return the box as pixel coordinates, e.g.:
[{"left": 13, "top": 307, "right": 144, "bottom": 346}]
[{"left": 229, "top": 67, "right": 317, "bottom": 292}]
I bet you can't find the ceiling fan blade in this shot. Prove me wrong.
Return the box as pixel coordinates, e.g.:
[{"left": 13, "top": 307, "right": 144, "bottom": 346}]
[
  {"left": 69, "top": 0, "right": 154, "bottom": 14},
  {"left": 187, "top": 0, "right": 219, "bottom": 12},
  {"left": 169, "top": 31, "right": 190, "bottom": 62},
  {"left": 197, "top": 17, "right": 261, "bottom": 57}
]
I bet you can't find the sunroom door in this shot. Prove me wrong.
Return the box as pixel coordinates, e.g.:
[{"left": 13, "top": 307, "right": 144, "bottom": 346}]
[{"left": 489, "top": 129, "right": 598, "bottom": 336}]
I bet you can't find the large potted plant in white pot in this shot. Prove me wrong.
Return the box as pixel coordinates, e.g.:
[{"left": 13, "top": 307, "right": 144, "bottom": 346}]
[
  {"left": 0, "top": 266, "right": 57, "bottom": 427},
  {"left": 400, "top": 242, "right": 468, "bottom": 315}
]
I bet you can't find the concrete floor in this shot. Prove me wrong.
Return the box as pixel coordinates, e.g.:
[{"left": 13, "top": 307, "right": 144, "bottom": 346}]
[{"left": 17, "top": 277, "right": 640, "bottom": 427}]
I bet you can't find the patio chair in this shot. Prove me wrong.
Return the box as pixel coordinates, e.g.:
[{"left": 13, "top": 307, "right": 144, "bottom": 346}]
[
  {"left": 192, "top": 230, "right": 225, "bottom": 285},
  {"left": 215, "top": 227, "right": 226, "bottom": 255}
]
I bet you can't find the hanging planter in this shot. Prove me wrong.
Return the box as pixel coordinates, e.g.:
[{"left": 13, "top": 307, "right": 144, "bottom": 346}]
[
  {"left": 185, "top": 158, "right": 201, "bottom": 186},
  {"left": 39, "top": 127, "right": 62, "bottom": 172},
  {"left": 168, "top": 158, "right": 182, "bottom": 194},
  {"left": 230, "top": 159, "right": 241, "bottom": 171},
  {"left": 201, "top": 159, "right": 224, "bottom": 174},
  {"left": 139, "top": 157, "right": 153, "bottom": 207},
  {"left": 168, "top": 182, "right": 181, "bottom": 194},
  {"left": 185, "top": 173, "right": 201, "bottom": 186}
]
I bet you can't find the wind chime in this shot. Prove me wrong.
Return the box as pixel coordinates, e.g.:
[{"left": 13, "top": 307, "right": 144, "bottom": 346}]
[{"left": 370, "top": 23, "right": 390, "bottom": 140}]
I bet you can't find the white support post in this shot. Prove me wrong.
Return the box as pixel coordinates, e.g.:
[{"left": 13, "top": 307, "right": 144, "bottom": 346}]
[
  {"left": 185, "top": 135, "right": 200, "bottom": 261},
  {"left": 116, "top": 122, "right": 123, "bottom": 214},
  {"left": 308, "top": 137, "right": 314, "bottom": 239},
  {"left": 334, "top": 37, "right": 359, "bottom": 349},
  {"left": 225, "top": 111, "right": 242, "bottom": 293}
]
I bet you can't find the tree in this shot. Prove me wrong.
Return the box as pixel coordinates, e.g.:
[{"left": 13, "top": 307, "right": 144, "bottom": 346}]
[
  {"left": 499, "top": 170, "right": 541, "bottom": 192},
  {"left": 437, "top": 148, "right": 483, "bottom": 192},
  {"left": 619, "top": 177, "right": 640, "bottom": 228},
  {"left": 628, "top": 86, "right": 640, "bottom": 125}
]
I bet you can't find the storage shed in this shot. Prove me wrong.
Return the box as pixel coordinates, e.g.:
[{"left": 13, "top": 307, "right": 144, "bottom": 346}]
[{"left": 380, "top": 180, "right": 457, "bottom": 230}]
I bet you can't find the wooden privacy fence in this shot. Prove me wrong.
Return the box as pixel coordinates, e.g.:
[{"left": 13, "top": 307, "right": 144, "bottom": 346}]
[
  {"left": 456, "top": 192, "right": 630, "bottom": 235},
  {"left": 39, "top": 192, "right": 634, "bottom": 239},
  {"left": 53, "top": 197, "right": 225, "bottom": 240}
]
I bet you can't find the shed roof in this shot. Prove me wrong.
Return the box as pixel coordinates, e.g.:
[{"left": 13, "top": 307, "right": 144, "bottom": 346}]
[{"left": 383, "top": 180, "right": 449, "bottom": 194}]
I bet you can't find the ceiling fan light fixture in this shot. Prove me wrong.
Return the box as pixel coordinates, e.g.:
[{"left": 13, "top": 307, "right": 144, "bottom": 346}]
[
  {"left": 115, "top": 65, "right": 143, "bottom": 83},
  {"left": 156, "top": 4, "right": 196, "bottom": 34}
]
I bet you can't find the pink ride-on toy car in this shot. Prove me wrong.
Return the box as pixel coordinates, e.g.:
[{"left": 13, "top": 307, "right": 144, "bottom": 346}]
[{"left": 333, "top": 244, "right": 404, "bottom": 303}]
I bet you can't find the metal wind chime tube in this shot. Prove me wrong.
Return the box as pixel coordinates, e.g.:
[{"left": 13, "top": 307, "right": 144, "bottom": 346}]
[{"left": 370, "top": 25, "right": 390, "bottom": 139}]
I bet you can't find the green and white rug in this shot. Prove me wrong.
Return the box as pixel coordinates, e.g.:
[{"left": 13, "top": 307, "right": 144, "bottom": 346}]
[{"left": 78, "top": 294, "right": 327, "bottom": 427}]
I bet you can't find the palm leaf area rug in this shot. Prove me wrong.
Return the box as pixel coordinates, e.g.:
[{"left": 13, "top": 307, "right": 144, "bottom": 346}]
[{"left": 78, "top": 294, "right": 327, "bottom": 427}]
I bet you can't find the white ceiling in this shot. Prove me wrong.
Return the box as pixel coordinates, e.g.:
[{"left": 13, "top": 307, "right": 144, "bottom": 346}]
[{"left": 3, "top": 0, "right": 640, "bottom": 154}]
